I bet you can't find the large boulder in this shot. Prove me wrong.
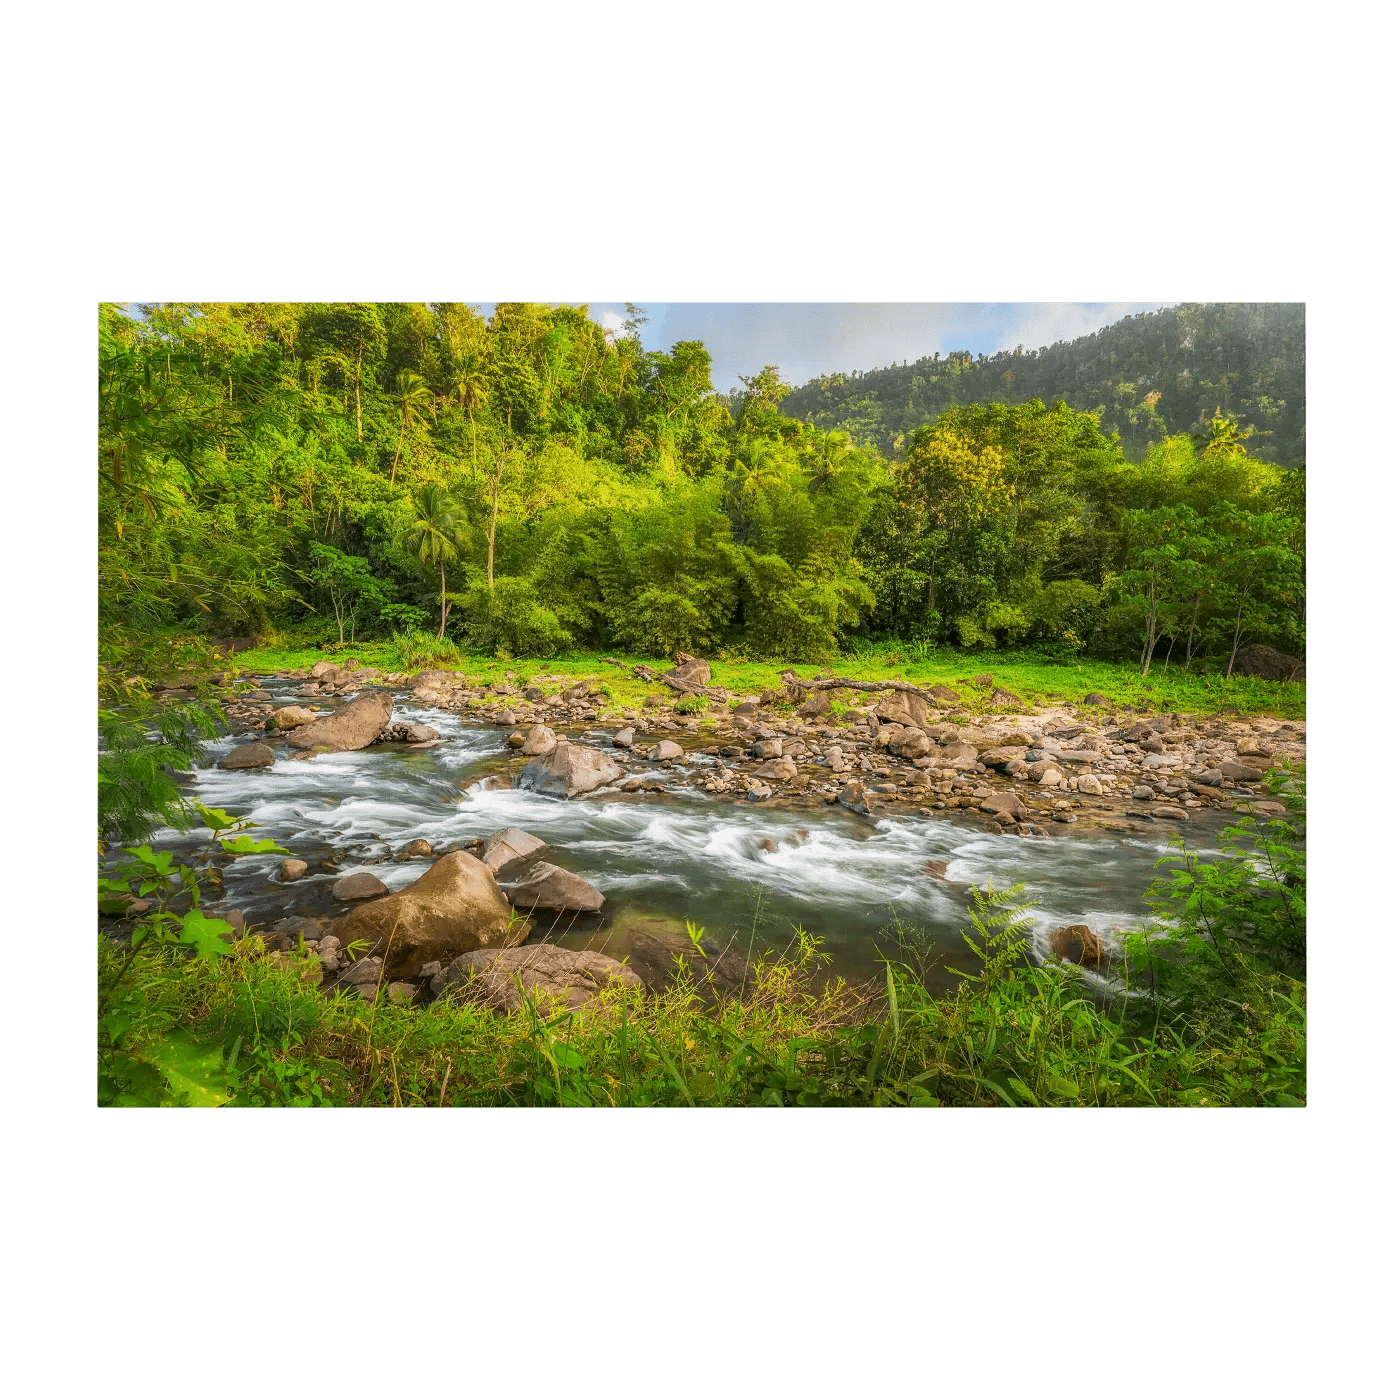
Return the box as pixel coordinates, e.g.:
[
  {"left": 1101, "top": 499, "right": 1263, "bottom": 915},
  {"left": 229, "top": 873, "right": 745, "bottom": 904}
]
[
  {"left": 326, "top": 851, "right": 524, "bottom": 980},
  {"left": 795, "top": 692, "right": 831, "bottom": 718},
  {"left": 659, "top": 653, "right": 712, "bottom": 692},
  {"left": 409, "top": 669, "right": 456, "bottom": 691},
  {"left": 287, "top": 690, "right": 394, "bottom": 753},
  {"left": 518, "top": 742, "right": 624, "bottom": 798},
  {"left": 889, "top": 728, "right": 932, "bottom": 759},
  {"left": 989, "top": 687, "right": 1024, "bottom": 708},
  {"left": 648, "top": 740, "right": 684, "bottom": 761},
  {"left": 752, "top": 756, "right": 798, "bottom": 782},
  {"left": 838, "top": 781, "right": 871, "bottom": 815},
  {"left": 1049, "top": 924, "right": 1109, "bottom": 970},
  {"left": 220, "top": 742, "right": 275, "bottom": 769},
  {"left": 430, "top": 944, "right": 640, "bottom": 1014},
  {"left": 1232, "top": 644, "right": 1305, "bottom": 682},
  {"left": 481, "top": 827, "right": 548, "bottom": 874},
  {"left": 875, "top": 692, "right": 930, "bottom": 728},
  {"left": 499, "top": 860, "right": 605, "bottom": 913},
  {"left": 979, "top": 792, "right": 1029, "bottom": 820}
]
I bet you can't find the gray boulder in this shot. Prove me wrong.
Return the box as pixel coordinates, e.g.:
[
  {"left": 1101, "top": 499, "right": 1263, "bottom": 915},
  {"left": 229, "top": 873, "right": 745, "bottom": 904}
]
[
  {"left": 269, "top": 705, "right": 318, "bottom": 730},
  {"left": 875, "top": 692, "right": 930, "bottom": 728},
  {"left": 500, "top": 860, "right": 605, "bottom": 913},
  {"left": 838, "top": 781, "right": 870, "bottom": 815},
  {"left": 518, "top": 741, "right": 624, "bottom": 798},
  {"left": 648, "top": 740, "right": 684, "bottom": 761},
  {"left": 481, "top": 827, "right": 547, "bottom": 873},
  {"left": 751, "top": 738, "right": 784, "bottom": 759},
  {"left": 752, "top": 756, "right": 798, "bottom": 782},
  {"left": 287, "top": 690, "right": 394, "bottom": 753},
  {"left": 332, "top": 871, "right": 388, "bottom": 901},
  {"left": 519, "top": 724, "right": 557, "bottom": 756},
  {"left": 220, "top": 742, "right": 275, "bottom": 769},
  {"left": 611, "top": 727, "right": 635, "bottom": 749}
]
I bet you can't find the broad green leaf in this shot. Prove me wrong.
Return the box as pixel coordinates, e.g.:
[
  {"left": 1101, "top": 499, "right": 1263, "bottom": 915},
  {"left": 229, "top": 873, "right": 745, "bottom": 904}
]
[
  {"left": 144, "top": 1030, "right": 234, "bottom": 1107},
  {"left": 220, "top": 835, "right": 291, "bottom": 855},
  {"left": 195, "top": 804, "right": 240, "bottom": 831},
  {"left": 178, "top": 909, "right": 234, "bottom": 961}
]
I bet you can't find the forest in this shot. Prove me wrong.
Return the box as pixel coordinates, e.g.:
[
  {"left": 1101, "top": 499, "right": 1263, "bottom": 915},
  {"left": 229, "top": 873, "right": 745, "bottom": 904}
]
[{"left": 99, "top": 301, "right": 1304, "bottom": 676}]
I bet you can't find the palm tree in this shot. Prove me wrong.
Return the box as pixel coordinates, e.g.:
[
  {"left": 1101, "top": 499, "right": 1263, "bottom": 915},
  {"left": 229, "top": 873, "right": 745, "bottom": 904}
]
[
  {"left": 397, "top": 483, "right": 465, "bottom": 639},
  {"left": 388, "top": 371, "right": 436, "bottom": 482},
  {"left": 453, "top": 362, "right": 489, "bottom": 468}
]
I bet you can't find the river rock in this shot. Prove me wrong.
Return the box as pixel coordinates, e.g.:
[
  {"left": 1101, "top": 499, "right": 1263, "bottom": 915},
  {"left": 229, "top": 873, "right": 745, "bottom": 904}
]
[
  {"left": 612, "top": 727, "right": 635, "bottom": 748},
  {"left": 1218, "top": 759, "right": 1259, "bottom": 784},
  {"left": 519, "top": 741, "right": 624, "bottom": 798},
  {"left": 220, "top": 742, "right": 275, "bottom": 769},
  {"left": 1131, "top": 785, "right": 1155, "bottom": 800},
  {"left": 875, "top": 692, "right": 930, "bottom": 728},
  {"left": 409, "top": 669, "right": 456, "bottom": 691},
  {"left": 1037, "top": 767, "right": 1064, "bottom": 787},
  {"left": 499, "top": 860, "right": 605, "bottom": 913},
  {"left": 279, "top": 858, "right": 308, "bottom": 881},
  {"left": 989, "top": 687, "right": 1024, "bottom": 707},
  {"left": 481, "top": 827, "right": 548, "bottom": 873},
  {"left": 430, "top": 944, "right": 640, "bottom": 1014},
  {"left": 1152, "top": 806, "right": 1189, "bottom": 821},
  {"left": 825, "top": 746, "right": 850, "bottom": 773},
  {"left": 745, "top": 781, "right": 773, "bottom": 801},
  {"left": 339, "top": 955, "right": 383, "bottom": 986},
  {"left": 269, "top": 705, "right": 318, "bottom": 730},
  {"left": 979, "top": 745, "right": 1027, "bottom": 769},
  {"left": 519, "top": 724, "right": 557, "bottom": 756},
  {"left": 396, "top": 838, "right": 434, "bottom": 861},
  {"left": 1074, "top": 775, "right": 1104, "bottom": 796},
  {"left": 1232, "top": 643, "right": 1305, "bottom": 682},
  {"left": 1049, "top": 924, "right": 1108, "bottom": 970},
  {"left": 660, "top": 653, "right": 712, "bottom": 692},
  {"left": 795, "top": 692, "right": 831, "bottom": 718},
  {"left": 287, "top": 690, "right": 394, "bottom": 753},
  {"left": 979, "top": 792, "right": 1029, "bottom": 820},
  {"left": 309, "top": 660, "right": 341, "bottom": 680},
  {"left": 626, "top": 928, "right": 751, "bottom": 1002},
  {"left": 1083, "top": 692, "right": 1109, "bottom": 706},
  {"left": 386, "top": 982, "right": 418, "bottom": 1006},
  {"left": 648, "top": 739, "right": 684, "bottom": 761},
  {"left": 751, "top": 738, "right": 784, "bottom": 759},
  {"left": 752, "top": 756, "right": 798, "bottom": 782},
  {"left": 838, "top": 781, "right": 870, "bottom": 815},
  {"left": 327, "top": 850, "right": 524, "bottom": 980},
  {"left": 889, "top": 728, "right": 932, "bottom": 759},
  {"left": 332, "top": 871, "right": 388, "bottom": 901}
]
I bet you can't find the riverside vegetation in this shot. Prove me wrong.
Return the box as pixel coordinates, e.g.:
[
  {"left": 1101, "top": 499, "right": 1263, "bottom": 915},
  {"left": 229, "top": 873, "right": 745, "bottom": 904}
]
[{"left": 97, "top": 301, "right": 1305, "bottom": 1107}]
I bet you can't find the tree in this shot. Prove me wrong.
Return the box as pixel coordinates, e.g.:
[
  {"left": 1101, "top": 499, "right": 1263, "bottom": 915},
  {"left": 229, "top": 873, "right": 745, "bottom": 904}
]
[
  {"left": 306, "top": 543, "right": 389, "bottom": 645},
  {"left": 1208, "top": 508, "right": 1302, "bottom": 675},
  {"left": 388, "top": 370, "right": 436, "bottom": 482},
  {"left": 396, "top": 484, "right": 466, "bottom": 639},
  {"left": 301, "top": 303, "right": 386, "bottom": 442}
]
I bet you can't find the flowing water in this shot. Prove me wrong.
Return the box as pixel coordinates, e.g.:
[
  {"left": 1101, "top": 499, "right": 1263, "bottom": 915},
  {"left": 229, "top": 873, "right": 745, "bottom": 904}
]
[{"left": 153, "top": 680, "right": 1233, "bottom": 993}]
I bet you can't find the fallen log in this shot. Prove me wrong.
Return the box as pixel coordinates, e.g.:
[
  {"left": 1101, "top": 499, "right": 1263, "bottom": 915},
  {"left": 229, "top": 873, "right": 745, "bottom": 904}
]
[{"left": 779, "top": 669, "right": 946, "bottom": 705}]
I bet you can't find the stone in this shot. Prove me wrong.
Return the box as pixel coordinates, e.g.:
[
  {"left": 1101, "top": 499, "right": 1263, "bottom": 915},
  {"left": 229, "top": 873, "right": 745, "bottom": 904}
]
[
  {"left": 979, "top": 745, "right": 1026, "bottom": 769},
  {"left": 745, "top": 781, "right": 773, "bottom": 801},
  {"left": 279, "top": 858, "right": 308, "bottom": 881},
  {"left": 327, "top": 851, "right": 524, "bottom": 980},
  {"left": 1218, "top": 759, "right": 1260, "bottom": 784},
  {"left": 385, "top": 982, "right": 418, "bottom": 1006},
  {"left": 795, "top": 692, "right": 831, "bottom": 718},
  {"left": 923, "top": 859, "right": 949, "bottom": 880},
  {"left": 220, "top": 742, "right": 275, "bottom": 769},
  {"left": 838, "top": 781, "right": 870, "bottom": 815},
  {"left": 889, "top": 728, "right": 932, "bottom": 759},
  {"left": 752, "top": 756, "right": 798, "bottom": 782},
  {"left": 518, "top": 741, "right": 625, "bottom": 798},
  {"left": 519, "top": 724, "right": 557, "bottom": 756},
  {"left": 396, "top": 838, "right": 434, "bottom": 861},
  {"left": 1131, "top": 785, "right": 1155, "bottom": 800},
  {"left": 481, "top": 827, "right": 548, "bottom": 873},
  {"left": 417, "top": 960, "right": 442, "bottom": 980},
  {"left": 626, "top": 928, "right": 751, "bottom": 1002},
  {"left": 309, "top": 660, "right": 341, "bottom": 680},
  {"left": 1152, "top": 806, "right": 1190, "bottom": 822},
  {"left": 339, "top": 955, "right": 383, "bottom": 986},
  {"left": 611, "top": 727, "right": 635, "bottom": 749},
  {"left": 269, "top": 705, "right": 318, "bottom": 730},
  {"left": 430, "top": 944, "right": 641, "bottom": 1014},
  {"left": 1236, "top": 736, "right": 1270, "bottom": 756},
  {"left": 1083, "top": 692, "right": 1110, "bottom": 706},
  {"left": 1194, "top": 769, "right": 1223, "bottom": 787},
  {"left": 1037, "top": 767, "right": 1064, "bottom": 787},
  {"left": 409, "top": 669, "right": 456, "bottom": 691},
  {"left": 287, "top": 690, "right": 394, "bottom": 753},
  {"left": 506, "top": 731, "right": 526, "bottom": 749},
  {"left": 824, "top": 746, "right": 850, "bottom": 772},
  {"left": 989, "top": 687, "right": 1024, "bottom": 707},
  {"left": 499, "top": 860, "right": 605, "bottom": 913},
  {"left": 332, "top": 871, "right": 388, "bottom": 901},
  {"left": 648, "top": 739, "right": 684, "bottom": 761},
  {"left": 751, "top": 738, "right": 784, "bottom": 760},
  {"left": 978, "top": 792, "right": 1029, "bottom": 820},
  {"left": 1074, "top": 775, "right": 1104, "bottom": 796},
  {"left": 874, "top": 692, "right": 930, "bottom": 728},
  {"left": 759, "top": 838, "right": 779, "bottom": 853},
  {"left": 1048, "top": 924, "right": 1108, "bottom": 970},
  {"left": 660, "top": 653, "right": 712, "bottom": 691}
]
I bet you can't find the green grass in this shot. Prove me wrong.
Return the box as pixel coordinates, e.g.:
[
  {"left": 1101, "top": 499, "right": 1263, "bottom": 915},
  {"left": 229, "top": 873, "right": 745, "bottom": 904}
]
[{"left": 216, "top": 637, "right": 1304, "bottom": 720}]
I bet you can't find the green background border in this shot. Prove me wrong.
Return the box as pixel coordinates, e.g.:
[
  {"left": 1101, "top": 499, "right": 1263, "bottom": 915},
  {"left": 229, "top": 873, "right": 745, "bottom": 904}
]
[{"left": 13, "top": 2, "right": 1388, "bottom": 1388}]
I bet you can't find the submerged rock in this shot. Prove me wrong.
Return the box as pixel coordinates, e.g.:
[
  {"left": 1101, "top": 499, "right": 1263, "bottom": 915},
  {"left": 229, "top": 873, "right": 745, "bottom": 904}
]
[
  {"left": 220, "top": 742, "right": 275, "bottom": 769},
  {"left": 396, "top": 838, "right": 434, "bottom": 861},
  {"left": 279, "top": 858, "right": 308, "bottom": 881},
  {"left": 430, "top": 944, "right": 640, "bottom": 1014}
]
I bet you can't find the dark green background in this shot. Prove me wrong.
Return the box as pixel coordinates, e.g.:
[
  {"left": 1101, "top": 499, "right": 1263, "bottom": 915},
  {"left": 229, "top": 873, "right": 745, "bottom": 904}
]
[{"left": 10, "top": 2, "right": 1388, "bottom": 1388}]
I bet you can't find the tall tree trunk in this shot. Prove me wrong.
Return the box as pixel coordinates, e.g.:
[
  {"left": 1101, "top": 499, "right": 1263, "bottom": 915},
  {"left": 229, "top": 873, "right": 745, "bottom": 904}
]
[
  {"left": 438, "top": 559, "right": 447, "bottom": 640},
  {"left": 391, "top": 415, "right": 405, "bottom": 482},
  {"left": 354, "top": 343, "right": 364, "bottom": 442},
  {"left": 487, "top": 468, "right": 501, "bottom": 593}
]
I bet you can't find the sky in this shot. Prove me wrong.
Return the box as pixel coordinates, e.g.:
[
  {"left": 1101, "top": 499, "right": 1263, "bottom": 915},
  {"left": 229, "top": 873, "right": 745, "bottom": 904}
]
[
  {"left": 489, "top": 302, "right": 1174, "bottom": 393},
  {"left": 123, "top": 301, "right": 1174, "bottom": 393}
]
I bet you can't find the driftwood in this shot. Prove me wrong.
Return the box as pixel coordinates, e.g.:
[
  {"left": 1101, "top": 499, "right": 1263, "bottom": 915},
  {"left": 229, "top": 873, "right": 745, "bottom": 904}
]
[{"left": 779, "top": 669, "right": 945, "bottom": 705}]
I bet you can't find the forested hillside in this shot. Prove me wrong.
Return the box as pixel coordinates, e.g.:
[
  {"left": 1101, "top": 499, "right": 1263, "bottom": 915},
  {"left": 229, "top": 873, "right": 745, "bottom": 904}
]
[
  {"left": 782, "top": 303, "right": 1306, "bottom": 466},
  {"left": 99, "top": 302, "right": 1304, "bottom": 672}
]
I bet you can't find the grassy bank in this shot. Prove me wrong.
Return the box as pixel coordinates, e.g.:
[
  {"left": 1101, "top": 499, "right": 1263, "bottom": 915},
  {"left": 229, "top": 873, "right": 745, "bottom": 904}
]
[{"left": 209, "top": 632, "right": 1304, "bottom": 720}]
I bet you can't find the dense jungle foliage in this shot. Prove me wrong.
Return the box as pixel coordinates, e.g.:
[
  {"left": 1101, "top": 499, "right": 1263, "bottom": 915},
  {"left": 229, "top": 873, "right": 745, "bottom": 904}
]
[
  {"left": 99, "top": 301, "right": 1304, "bottom": 674},
  {"left": 782, "top": 302, "right": 1306, "bottom": 466}
]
